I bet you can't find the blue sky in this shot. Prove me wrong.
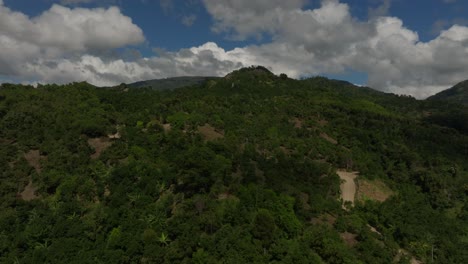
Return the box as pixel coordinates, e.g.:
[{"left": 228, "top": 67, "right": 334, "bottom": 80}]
[{"left": 1, "top": 0, "right": 468, "bottom": 98}]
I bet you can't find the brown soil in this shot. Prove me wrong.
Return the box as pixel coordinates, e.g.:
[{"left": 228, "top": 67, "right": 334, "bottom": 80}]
[
  {"left": 395, "top": 249, "right": 423, "bottom": 264},
  {"left": 279, "top": 146, "right": 293, "bottom": 155},
  {"left": 19, "top": 180, "right": 39, "bottom": 201},
  {"left": 88, "top": 137, "right": 113, "bottom": 159},
  {"left": 337, "top": 170, "right": 358, "bottom": 208},
  {"left": 198, "top": 124, "right": 224, "bottom": 141},
  {"left": 218, "top": 192, "right": 238, "bottom": 200},
  {"left": 162, "top": 123, "right": 172, "bottom": 133},
  {"left": 318, "top": 119, "right": 328, "bottom": 126},
  {"left": 0, "top": 138, "right": 16, "bottom": 144},
  {"left": 24, "top": 150, "right": 46, "bottom": 173},
  {"left": 357, "top": 179, "right": 393, "bottom": 202},
  {"left": 340, "top": 232, "right": 358, "bottom": 247},
  {"left": 320, "top": 132, "right": 338, "bottom": 145},
  {"left": 291, "top": 117, "right": 303, "bottom": 128}
]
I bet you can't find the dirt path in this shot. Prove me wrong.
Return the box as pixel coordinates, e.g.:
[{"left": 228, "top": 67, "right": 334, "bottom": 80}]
[{"left": 337, "top": 170, "right": 358, "bottom": 208}]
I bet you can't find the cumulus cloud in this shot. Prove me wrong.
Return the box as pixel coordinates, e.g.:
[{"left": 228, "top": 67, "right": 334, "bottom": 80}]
[
  {"left": 199, "top": 0, "right": 468, "bottom": 98},
  {"left": 0, "top": 2, "right": 144, "bottom": 79},
  {"left": 0, "top": 4, "right": 144, "bottom": 52},
  {"left": 21, "top": 42, "right": 244, "bottom": 86},
  {"left": 203, "top": 0, "right": 306, "bottom": 40},
  {"left": 3, "top": 0, "right": 468, "bottom": 99}
]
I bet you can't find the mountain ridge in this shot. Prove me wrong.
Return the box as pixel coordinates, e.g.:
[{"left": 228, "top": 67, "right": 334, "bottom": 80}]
[
  {"left": 427, "top": 80, "right": 468, "bottom": 105},
  {"left": 127, "top": 76, "right": 219, "bottom": 90}
]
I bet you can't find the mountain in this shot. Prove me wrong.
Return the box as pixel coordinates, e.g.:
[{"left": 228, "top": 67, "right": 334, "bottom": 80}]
[
  {"left": 127, "top": 76, "right": 218, "bottom": 90},
  {"left": 0, "top": 68, "right": 467, "bottom": 263},
  {"left": 427, "top": 80, "right": 468, "bottom": 105},
  {"left": 423, "top": 80, "right": 468, "bottom": 134}
]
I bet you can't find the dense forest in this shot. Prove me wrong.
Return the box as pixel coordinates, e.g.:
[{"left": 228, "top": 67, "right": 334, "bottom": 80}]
[{"left": 0, "top": 66, "right": 467, "bottom": 263}]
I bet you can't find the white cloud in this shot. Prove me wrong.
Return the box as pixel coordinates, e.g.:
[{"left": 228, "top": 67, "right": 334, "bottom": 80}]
[
  {"left": 0, "top": 4, "right": 144, "bottom": 52},
  {"left": 20, "top": 42, "right": 245, "bottom": 86},
  {"left": 2, "top": 0, "right": 468, "bottom": 99},
  {"left": 0, "top": 2, "right": 144, "bottom": 79},
  {"left": 202, "top": 0, "right": 306, "bottom": 40},
  {"left": 199, "top": 0, "right": 468, "bottom": 98}
]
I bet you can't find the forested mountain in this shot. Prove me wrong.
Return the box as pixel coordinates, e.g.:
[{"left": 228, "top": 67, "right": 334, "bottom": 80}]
[
  {"left": 428, "top": 80, "right": 468, "bottom": 106},
  {"left": 424, "top": 80, "right": 468, "bottom": 134},
  {"left": 0, "top": 66, "right": 467, "bottom": 263},
  {"left": 128, "top": 76, "right": 218, "bottom": 90}
]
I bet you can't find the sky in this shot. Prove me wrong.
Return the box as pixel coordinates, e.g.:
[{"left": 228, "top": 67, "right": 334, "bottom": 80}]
[{"left": 1, "top": 0, "right": 468, "bottom": 98}]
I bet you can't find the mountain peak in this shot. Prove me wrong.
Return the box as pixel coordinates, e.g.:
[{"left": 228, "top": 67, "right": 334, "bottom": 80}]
[
  {"left": 225, "top": 66, "right": 276, "bottom": 80},
  {"left": 428, "top": 80, "right": 468, "bottom": 105}
]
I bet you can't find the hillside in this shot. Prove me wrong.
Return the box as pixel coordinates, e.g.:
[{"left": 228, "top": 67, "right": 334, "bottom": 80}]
[
  {"left": 127, "top": 76, "right": 218, "bottom": 90},
  {"left": 0, "top": 67, "right": 467, "bottom": 263},
  {"left": 423, "top": 80, "right": 468, "bottom": 134},
  {"left": 427, "top": 80, "right": 468, "bottom": 106}
]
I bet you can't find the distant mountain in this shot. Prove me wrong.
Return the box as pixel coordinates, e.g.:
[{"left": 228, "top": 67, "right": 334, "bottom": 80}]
[
  {"left": 427, "top": 80, "right": 468, "bottom": 105},
  {"left": 127, "top": 76, "right": 218, "bottom": 90},
  {"left": 424, "top": 80, "right": 468, "bottom": 134}
]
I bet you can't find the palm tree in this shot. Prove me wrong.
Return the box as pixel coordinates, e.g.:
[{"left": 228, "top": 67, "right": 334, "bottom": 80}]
[{"left": 158, "top": 232, "right": 171, "bottom": 246}]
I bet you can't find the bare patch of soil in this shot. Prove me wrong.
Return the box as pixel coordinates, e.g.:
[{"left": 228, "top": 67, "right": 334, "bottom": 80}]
[
  {"left": 318, "top": 119, "right": 328, "bottom": 126},
  {"left": 357, "top": 179, "right": 393, "bottom": 202},
  {"left": 337, "top": 170, "right": 358, "bottom": 208},
  {"left": 24, "top": 150, "right": 46, "bottom": 173},
  {"left": 291, "top": 117, "right": 303, "bottom": 128},
  {"left": 88, "top": 137, "right": 113, "bottom": 159},
  {"left": 320, "top": 132, "right": 338, "bottom": 145},
  {"left": 395, "top": 249, "right": 423, "bottom": 264},
  {"left": 162, "top": 123, "right": 172, "bottom": 133},
  {"left": 218, "top": 192, "right": 238, "bottom": 200},
  {"left": 279, "top": 146, "right": 293, "bottom": 155},
  {"left": 198, "top": 124, "right": 224, "bottom": 141},
  {"left": 340, "top": 232, "right": 358, "bottom": 247},
  {"left": 19, "top": 180, "right": 39, "bottom": 201},
  {"left": 0, "top": 138, "right": 16, "bottom": 144}
]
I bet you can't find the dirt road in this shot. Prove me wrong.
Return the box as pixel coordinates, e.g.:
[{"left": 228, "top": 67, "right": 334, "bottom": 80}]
[{"left": 337, "top": 170, "right": 358, "bottom": 207}]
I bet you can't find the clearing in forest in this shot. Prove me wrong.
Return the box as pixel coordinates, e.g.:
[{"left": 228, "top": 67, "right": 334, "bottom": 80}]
[
  {"left": 24, "top": 149, "right": 45, "bottom": 173},
  {"left": 356, "top": 178, "right": 393, "bottom": 202},
  {"left": 19, "top": 181, "right": 39, "bottom": 201},
  {"left": 337, "top": 170, "right": 358, "bottom": 207},
  {"left": 198, "top": 124, "right": 224, "bottom": 141},
  {"left": 88, "top": 137, "right": 113, "bottom": 159}
]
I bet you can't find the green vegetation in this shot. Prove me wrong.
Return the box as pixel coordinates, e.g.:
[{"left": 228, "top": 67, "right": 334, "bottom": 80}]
[
  {"left": 127, "top": 76, "right": 219, "bottom": 91},
  {"left": 428, "top": 79, "right": 468, "bottom": 106},
  {"left": 0, "top": 66, "right": 467, "bottom": 263}
]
